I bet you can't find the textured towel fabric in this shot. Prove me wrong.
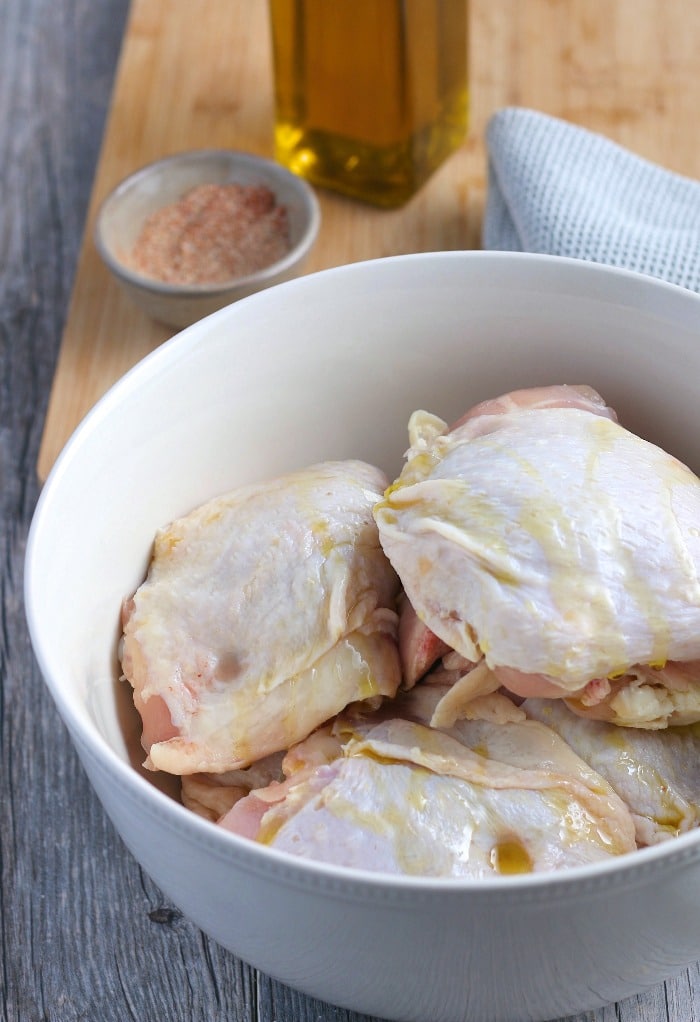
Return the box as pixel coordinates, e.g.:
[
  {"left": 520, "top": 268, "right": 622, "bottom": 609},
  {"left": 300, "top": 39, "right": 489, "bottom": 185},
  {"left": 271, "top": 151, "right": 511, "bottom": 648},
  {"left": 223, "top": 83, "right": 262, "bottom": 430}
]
[{"left": 483, "top": 107, "right": 700, "bottom": 292}]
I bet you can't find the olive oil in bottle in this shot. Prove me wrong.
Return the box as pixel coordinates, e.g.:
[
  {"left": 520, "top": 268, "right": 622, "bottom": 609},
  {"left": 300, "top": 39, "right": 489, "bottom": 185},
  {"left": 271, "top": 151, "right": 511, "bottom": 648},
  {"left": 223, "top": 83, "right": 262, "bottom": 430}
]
[{"left": 269, "top": 0, "right": 469, "bottom": 208}]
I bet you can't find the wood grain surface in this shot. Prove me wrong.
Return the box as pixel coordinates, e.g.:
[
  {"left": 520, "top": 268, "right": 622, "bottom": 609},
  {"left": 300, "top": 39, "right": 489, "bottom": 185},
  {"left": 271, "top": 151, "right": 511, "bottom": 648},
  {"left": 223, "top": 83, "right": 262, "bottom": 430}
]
[
  {"left": 4, "top": 1, "right": 700, "bottom": 1021},
  {"left": 36, "top": 0, "right": 700, "bottom": 480}
]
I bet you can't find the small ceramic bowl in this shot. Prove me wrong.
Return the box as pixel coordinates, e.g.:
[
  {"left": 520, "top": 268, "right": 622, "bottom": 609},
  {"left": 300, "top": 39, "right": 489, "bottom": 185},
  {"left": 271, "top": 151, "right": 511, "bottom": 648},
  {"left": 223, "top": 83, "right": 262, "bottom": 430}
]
[{"left": 94, "top": 149, "right": 321, "bottom": 329}]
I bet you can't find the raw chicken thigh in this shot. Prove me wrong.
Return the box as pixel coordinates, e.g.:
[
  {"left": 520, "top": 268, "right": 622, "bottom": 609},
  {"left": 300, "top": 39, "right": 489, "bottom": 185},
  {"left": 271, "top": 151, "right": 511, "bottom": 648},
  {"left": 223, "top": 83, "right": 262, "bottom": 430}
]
[
  {"left": 180, "top": 752, "right": 285, "bottom": 822},
  {"left": 121, "top": 460, "right": 401, "bottom": 774},
  {"left": 374, "top": 386, "right": 700, "bottom": 727},
  {"left": 220, "top": 685, "right": 637, "bottom": 876},
  {"left": 123, "top": 384, "right": 700, "bottom": 878},
  {"left": 524, "top": 699, "right": 700, "bottom": 846}
]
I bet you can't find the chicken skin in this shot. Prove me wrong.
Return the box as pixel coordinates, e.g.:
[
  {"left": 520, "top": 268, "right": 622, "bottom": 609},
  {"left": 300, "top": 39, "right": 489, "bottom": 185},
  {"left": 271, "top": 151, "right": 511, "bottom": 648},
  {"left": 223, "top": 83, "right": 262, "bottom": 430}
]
[
  {"left": 121, "top": 386, "right": 700, "bottom": 877},
  {"left": 121, "top": 460, "right": 402, "bottom": 774},
  {"left": 374, "top": 386, "right": 700, "bottom": 726},
  {"left": 219, "top": 686, "right": 636, "bottom": 876},
  {"left": 524, "top": 699, "right": 700, "bottom": 846}
]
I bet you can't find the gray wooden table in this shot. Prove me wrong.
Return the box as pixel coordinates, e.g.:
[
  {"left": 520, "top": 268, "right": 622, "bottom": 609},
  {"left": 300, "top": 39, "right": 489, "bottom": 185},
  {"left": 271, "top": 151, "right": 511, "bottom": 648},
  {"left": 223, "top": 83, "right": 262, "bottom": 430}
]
[{"left": 2, "top": 2, "right": 699, "bottom": 1020}]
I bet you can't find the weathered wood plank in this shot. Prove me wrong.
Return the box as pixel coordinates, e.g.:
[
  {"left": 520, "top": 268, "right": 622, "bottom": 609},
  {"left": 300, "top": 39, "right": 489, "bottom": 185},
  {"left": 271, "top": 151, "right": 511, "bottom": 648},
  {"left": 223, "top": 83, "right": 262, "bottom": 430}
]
[{"left": 1, "top": 2, "right": 699, "bottom": 1021}]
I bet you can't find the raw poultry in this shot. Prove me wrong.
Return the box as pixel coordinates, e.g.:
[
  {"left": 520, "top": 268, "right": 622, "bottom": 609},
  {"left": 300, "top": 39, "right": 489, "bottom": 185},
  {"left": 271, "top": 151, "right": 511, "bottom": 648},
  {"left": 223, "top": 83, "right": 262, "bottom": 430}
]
[{"left": 374, "top": 385, "right": 700, "bottom": 729}]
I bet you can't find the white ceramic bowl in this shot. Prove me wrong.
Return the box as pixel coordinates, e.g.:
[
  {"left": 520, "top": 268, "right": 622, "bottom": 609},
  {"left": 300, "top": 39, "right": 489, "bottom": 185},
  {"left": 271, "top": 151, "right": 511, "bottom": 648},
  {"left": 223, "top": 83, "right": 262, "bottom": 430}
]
[
  {"left": 94, "top": 149, "right": 321, "bottom": 328},
  {"left": 25, "top": 252, "right": 700, "bottom": 1022}
]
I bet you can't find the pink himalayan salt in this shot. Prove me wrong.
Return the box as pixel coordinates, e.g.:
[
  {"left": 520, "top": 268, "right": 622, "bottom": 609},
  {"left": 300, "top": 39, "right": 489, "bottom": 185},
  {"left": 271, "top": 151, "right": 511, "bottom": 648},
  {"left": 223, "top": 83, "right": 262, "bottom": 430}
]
[{"left": 130, "top": 182, "right": 291, "bottom": 286}]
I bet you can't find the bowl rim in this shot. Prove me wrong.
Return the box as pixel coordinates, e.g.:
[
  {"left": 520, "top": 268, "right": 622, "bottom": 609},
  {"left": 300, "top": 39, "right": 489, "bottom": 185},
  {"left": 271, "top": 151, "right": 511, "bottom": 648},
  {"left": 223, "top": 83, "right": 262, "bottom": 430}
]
[
  {"left": 26, "top": 249, "right": 700, "bottom": 897},
  {"left": 93, "top": 147, "right": 322, "bottom": 297}
]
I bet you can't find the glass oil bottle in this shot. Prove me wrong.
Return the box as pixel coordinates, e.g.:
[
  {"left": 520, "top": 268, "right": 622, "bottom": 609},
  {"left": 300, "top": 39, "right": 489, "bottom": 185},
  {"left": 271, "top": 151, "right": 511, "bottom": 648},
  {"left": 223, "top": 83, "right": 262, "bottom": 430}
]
[{"left": 268, "top": 0, "right": 469, "bottom": 208}]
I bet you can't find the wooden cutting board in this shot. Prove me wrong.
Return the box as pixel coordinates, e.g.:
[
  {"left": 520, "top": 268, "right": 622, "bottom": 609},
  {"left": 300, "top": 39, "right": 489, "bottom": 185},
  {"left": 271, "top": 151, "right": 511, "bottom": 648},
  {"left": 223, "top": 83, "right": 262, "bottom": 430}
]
[{"left": 37, "top": 0, "right": 700, "bottom": 480}]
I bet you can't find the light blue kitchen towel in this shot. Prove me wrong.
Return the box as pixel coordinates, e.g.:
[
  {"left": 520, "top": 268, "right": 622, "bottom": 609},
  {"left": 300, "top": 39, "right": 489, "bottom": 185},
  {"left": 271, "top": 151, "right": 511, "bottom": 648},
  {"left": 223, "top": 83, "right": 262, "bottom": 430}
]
[{"left": 483, "top": 107, "right": 700, "bottom": 292}]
